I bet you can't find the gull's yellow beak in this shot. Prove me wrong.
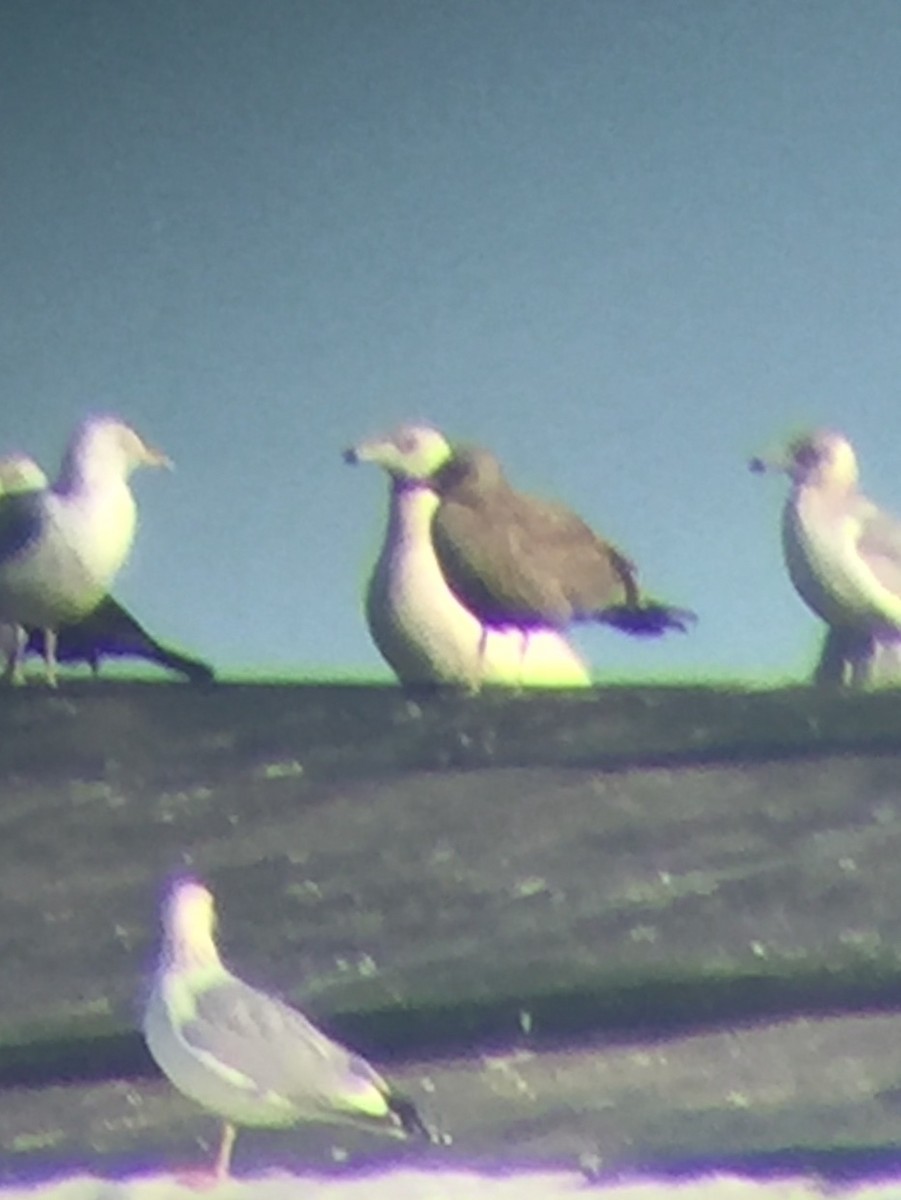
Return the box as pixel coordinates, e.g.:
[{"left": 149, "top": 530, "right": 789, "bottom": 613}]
[{"left": 142, "top": 443, "right": 174, "bottom": 470}]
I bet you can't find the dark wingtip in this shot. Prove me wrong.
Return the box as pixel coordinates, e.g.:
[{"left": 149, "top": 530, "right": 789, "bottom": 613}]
[
  {"left": 748, "top": 456, "right": 767, "bottom": 474},
  {"left": 164, "top": 655, "right": 216, "bottom": 685},
  {"left": 388, "top": 1093, "right": 445, "bottom": 1143},
  {"left": 343, "top": 447, "right": 359, "bottom": 465},
  {"left": 602, "top": 603, "right": 697, "bottom": 637},
  {"left": 31, "top": 596, "right": 217, "bottom": 684}
]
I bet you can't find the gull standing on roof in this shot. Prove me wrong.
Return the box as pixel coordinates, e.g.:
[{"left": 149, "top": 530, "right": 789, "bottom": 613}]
[
  {"left": 144, "top": 878, "right": 435, "bottom": 1180},
  {"left": 0, "top": 415, "right": 170, "bottom": 685},
  {"left": 344, "top": 425, "right": 592, "bottom": 689},
  {"left": 0, "top": 449, "right": 210, "bottom": 683},
  {"left": 430, "top": 444, "right": 695, "bottom": 643},
  {"left": 751, "top": 429, "right": 901, "bottom": 687},
  {"left": 0, "top": 454, "right": 49, "bottom": 680}
]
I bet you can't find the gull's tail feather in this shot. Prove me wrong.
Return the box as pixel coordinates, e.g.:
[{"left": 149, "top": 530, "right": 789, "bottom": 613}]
[{"left": 599, "top": 601, "right": 697, "bottom": 637}]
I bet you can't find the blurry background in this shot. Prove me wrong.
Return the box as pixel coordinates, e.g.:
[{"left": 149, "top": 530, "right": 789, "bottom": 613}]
[{"left": 1, "top": 0, "right": 898, "bottom": 683}]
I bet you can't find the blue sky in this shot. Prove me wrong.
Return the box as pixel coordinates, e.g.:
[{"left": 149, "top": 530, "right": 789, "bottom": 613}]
[{"left": 2, "top": 0, "right": 901, "bottom": 684}]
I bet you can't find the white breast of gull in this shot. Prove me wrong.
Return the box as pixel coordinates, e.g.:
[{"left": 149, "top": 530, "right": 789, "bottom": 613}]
[{"left": 752, "top": 429, "right": 901, "bottom": 686}]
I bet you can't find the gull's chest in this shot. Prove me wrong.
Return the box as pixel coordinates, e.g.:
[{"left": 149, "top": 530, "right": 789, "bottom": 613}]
[
  {"left": 366, "top": 513, "right": 485, "bottom": 685},
  {"left": 783, "top": 491, "right": 882, "bottom": 627},
  {"left": 0, "top": 484, "right": 137, "bottom": 624},
  {"left": 364, "top": 498, "right": 591, "bottom": 688}
]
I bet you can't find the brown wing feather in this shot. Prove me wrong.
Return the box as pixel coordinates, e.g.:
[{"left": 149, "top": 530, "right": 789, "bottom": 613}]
[
  {"left": 432, "top": 496, "right": 565, "bottom": 621},
  {"left": 433, "top": 488, "right": 636, "bottom": 626},
  {"left": 514, "top": 497, "right": 639, "bottom": 616}
]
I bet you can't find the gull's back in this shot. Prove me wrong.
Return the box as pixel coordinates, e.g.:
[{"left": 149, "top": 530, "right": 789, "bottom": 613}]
[
  {"left": 146, "top": 965, "right": 402, "bottom": 1132},
  {"left": 432, "top": 445, "right": 637, "bottom": 626}
]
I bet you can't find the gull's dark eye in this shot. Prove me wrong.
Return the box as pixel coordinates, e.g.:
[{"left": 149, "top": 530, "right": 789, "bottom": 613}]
[
  {"left": 793, "top": 441, "right": 821, "bottom": 469},
  {"left": 394, "top": 430, "right": 420, "bottom": 455}
]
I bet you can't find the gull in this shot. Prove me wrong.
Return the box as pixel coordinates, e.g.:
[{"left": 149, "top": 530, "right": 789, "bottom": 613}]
[
  {"left": 751, "top": 429, "right": 901, "bottom": 687},
  {"left": 0, "top": 453, "right": 50, "bottom": 678},
  {"left": 0, "top": 415, "right": 170, "bottom": 685},
  {"left": 344, "top": 425, "right": 592, "bottom": 689},
  {"left": 144, "top": 878, "right": 434, "bottom": 1180},
  {"left": 0, "top": 452, "right": 208, "bottom": 682},
  {"left": 430, "top": 444, "right": 696, "bottom": 642}
]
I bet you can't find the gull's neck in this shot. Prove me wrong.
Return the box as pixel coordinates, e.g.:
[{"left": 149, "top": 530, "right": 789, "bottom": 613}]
[
  {"left": 162, "top": 925, "right": 223, "bottom": 974},
  {"left": 55, "top": 446, "right": 126, "bottom": 497},
  {"left": 793, "top": 456, "right": 859, "bottom": 499},
  {"left": 801, "top": 476, "right": 852, "bottom": 493},
  {"left": 792, "top": 475, "right": 859, "bottom": 516},
  {"left": 385, "top": 479, "right": 440, "bottom": 548}
]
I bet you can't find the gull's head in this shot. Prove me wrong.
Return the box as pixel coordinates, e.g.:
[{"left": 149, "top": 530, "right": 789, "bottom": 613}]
[
  {"left": 749, "top": 430, "right": 859, "bottom": 491},
  {"left": 343, "top": 425, "right": 453, "bottom": 486},
  {"left": 160, "top": 877, "right": 220, "bottom": 968},
  {"left": 62, "top": 415, "right": 173, "bottom": 488},
  {"left": 0, "top": 454, "right": 48, "bottom": 496}
]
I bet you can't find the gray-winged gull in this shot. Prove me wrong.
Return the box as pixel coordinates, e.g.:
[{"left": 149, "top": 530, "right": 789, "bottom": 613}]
[
  {"left": 0, "top": 415, "right": 170, "bottom": 685},
  {"left": 0, "top": 450, "right": 210, "bottom": 683},
  {"left": 430, "top": 444, "right": 696, "bottom": 640},
  {"left": 144, "top": 878, "right": 435, "bottom": 1180},
  {"left": 0, "top": 454, "right": 49, "bottom": 678},
  {"left": 344, "top": 425, "right": 592, "bottom": 689},
  {"left": 751, "top": 429, "right": 901, "bottom": 687}
]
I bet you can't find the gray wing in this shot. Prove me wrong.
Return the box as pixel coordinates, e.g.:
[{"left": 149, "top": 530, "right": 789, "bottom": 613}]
[
  {"left": 183, "top": 978, "right": 388, "bottom": 1110},
  {"left": 855, "top": 499, "right": 901, "bottom": 599},
  {"left": 0, "top": 491, "right": 46, "bottom": 568}
]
